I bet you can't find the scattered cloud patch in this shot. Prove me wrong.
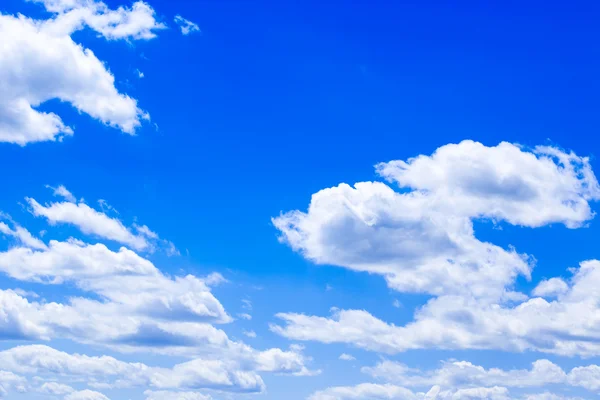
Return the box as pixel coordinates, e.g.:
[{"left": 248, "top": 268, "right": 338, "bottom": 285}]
[{"left": 174, "top": 15, "right": 200, "bottom": 35}]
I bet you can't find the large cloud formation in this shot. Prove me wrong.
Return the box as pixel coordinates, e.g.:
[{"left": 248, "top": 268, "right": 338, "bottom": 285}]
[
  {"left": 0, "top": 186, "right": 314, "bottom": 398},
  {"left": 273, "top": 141, "right": 600, "bottom": 398},
  {"left": 0, "top": 0, "right": 164, "bottom": 145}
]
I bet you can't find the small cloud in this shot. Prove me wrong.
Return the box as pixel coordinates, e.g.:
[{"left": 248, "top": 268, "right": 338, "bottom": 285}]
[
  {"left": 46, "top": 184, "right": 76, "bottom": 203},
  {"left": 135, "top": 68, "right": 144, "bottom": 78},
  {"left": 393, "top": 299, "right": 402, "bottom": 308},
  {"left": 135, "top": 224, "right": 159, "bottom": 240},
  {"left": 339, "top": 353, "right": 355, "bottom": 361},
  {"left": 98, "top": 199, "right": 119, "bottom": 215},
  {"left": 205, "top": 272, "right": 227, "bottom": 286},
  {"left": 238, "top": 313, "right": 252, "bottom": 320},
  {"left": 13, "top": 288, "right": 40, "bottom": 298},
  {"left": 174, "top": 15, "right": 200, "bottom": 35},
  {"left": 164, "top": 240, "right": 180, "bottom": 257},
  {"left": 243, "top": 330, "right": 257, "bottom": 338},
  {"left": 242, "top": 299, "right": 252, "bottom": 310}
]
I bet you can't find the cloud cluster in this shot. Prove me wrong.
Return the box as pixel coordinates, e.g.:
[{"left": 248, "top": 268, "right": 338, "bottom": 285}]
[
  {"left": 306, "top": 356, "right": 600, "bottom": 399},
  {"left": 274, "top": 141, "right": 599, "bottom": 300},
  {"left": 0, "top": 0, "right": 165, "bottom": 144},
  {"left": 272, "top": 141, "right": 600, "bottom": 357},
  {"left": 174, "top": 15, "right": 200, "bottom": 35},
  {"left": 0, "top": 187, "right": 314, "bottom": 398}
]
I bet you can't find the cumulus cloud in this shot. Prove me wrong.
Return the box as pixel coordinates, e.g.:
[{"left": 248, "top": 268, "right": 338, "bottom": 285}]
[
  {"left": 274, "top": 141, "right": 599, "bottom": 300},
  {"left": 360, "top": 358, "right": 600, "bottom": 390},
  {"left": 174, "top": 15, "right": 200, "bottom": 35},
  {"left": 25, "top": 188, "right": 177, "bottom": 253},
  {"left": 272, "top": 141, "right": 600, "bottom": 357},
  {"left": 0, "top": 0, "right": 165, "bottom": 145},
  {"left": 532, "top": 278, "right": 569, "bottom": 298},
  {"left": 306, "top": 383, "right": 582, "bottom": 400},
  {"left": 38, "top": 382, "right": 75, "bottom": 395},
  {"left": 64, "top": 389, "right": 110, "bottom": 400},
  {"left": 0, "top": 371, "right": 27, "bottom": 397},
  {"left": 0, "top": 218, "right": 47, "bottom": 250},
  {"left": 272, "top": 259, "right": 600, "bottom": 357},
  {"left": 0, "top": 14, "right": 146, "bottom": 144},
  {"left": 144, "top": 391, "right": 211, "bottom": 400},
  {"left": 0, "top": 344, "right": 316, "bottom": 394},
  {"left": 46, "top": 184, "right": 77, "bottom": 202},
  {"left": 26, "top": 196, "right": 151, "bottom": 251},
  {"left": 0, "top": 185, "right": 316, "bottom": 398}
]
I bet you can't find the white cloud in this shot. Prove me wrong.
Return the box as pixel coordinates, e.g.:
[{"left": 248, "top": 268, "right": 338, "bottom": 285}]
[
  {"left": 524, "top": 395, "right": 583, "bottom": 400},
  {"left": 238, "top": 313, "right": 252, "bottom": 320},
  {"left": 306, "top": 383, "right": 580, "bottom": 400},
  {"left": 64, "top": 389, "right": 110, "bottom": 400},
  {"left": 271, "top": 259, "right": 600, "bottom": 357},
  {"left": 25, "top": 189, "right": 179, "bottom": 254},
  {"left": 362, "top": 359, "right": 570, "bottom": 389},
  {"left": 274, "top": 141, "right": 598, "bottom": 300},
  {"left": 375, "top": 141, "right": 600, "bottom": 228},
  {"left": 0, "top": 344, "right": 315, "bottom": 395},
  {"left": 27, "top": 196, "right": 151, "bottom": 251},
  {"left": 272, "top": 141, "right": 600, "bottom": 358},
  {"left": 46, "top": 184, "right": 77, "bottom": 202},
  {"left": 339, "top": 353, "right": 355, "bottom": 361},
  {"left": 0, "top": 186, "right": 316, "bottom": 387},
  {"left": 243, "top": 330, "right": 257, "bottom": 338},
  {"left": 0, "top": 371, "right": 27, "bottom": 397},
  {"left": 144, "top": 391, "right": 211, "bottom": 400},
  {"left": 242, "top": 299, "right": 252, "bottom": 310},
  {"left": 39, "top": 382, "right": 75, "bottom": 395},
  {"left": 532, "top": 278, "right": 569, "bottom": 298},
  {"left": 32, "top": 0, "right": 166, "bottom": 40},
  {"left": 0, "top": 10, "right": 149, "bottom": 145},
  {"left": 174, "top": 15, "right": 199, "bottom": 35},
  {"left": 0, "top": 219, "right": 47, "bottom": 250}
]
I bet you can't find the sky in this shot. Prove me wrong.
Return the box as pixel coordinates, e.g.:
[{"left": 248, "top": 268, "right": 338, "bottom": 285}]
[{"left": 1, "top": 0, "right": 600, "bottom": 399}]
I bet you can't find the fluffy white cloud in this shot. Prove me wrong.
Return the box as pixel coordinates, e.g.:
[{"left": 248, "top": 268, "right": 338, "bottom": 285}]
[
  {"left": 272, "top": 260, "right": 600, "bottom": 357},
  {"left": 307, "top": 383, "right": 433, "bottom": 400},
  {"left": 39, "top": 382, "right": 75, "bottom": 395},
  {"left": 361, "top": 358, "right": 600, "bottom": 391},
  {"left": 174, "top": 15, "right": 199, "bottom": 35},
  {"left": 46, "top": 184, "right": 77, "bottom": 203},
  {"left": 375, "top": 142, "right": 599, "bottom": 228},
  {"left": 64, "top": 389, "right": 110, "bottom": 400},
  {"left": 144, "top": 391, "right": 211, "bottom": 400},
  {"left": 0, "top": 12, "right": 148, "bottom": 144},
  {"left": 243, "top": 330, "right": 257, "bottom": 338},
  {"left": 27, "top": 196, "right": 151, "bottom": 251},
  {"left": 0, "top": 371, "right": 27, "bottom": 397},
  {"left": 0, "top": 0, "right": 167, "bottom": 145},
  {"left": 36, "top": 0, "right": 166, "bottom": 40},
  {"left": 272, "top": 141, "right": 600, "bottom": 358},
  {"left": 0, "top": 185, "right": 316, "bottom": 399},
  {"left": 0, "top": 344, "right": 309, "bottom": 394},
  {"left": 524, "top": 395, "right": 583, "bottom": 400},
  {"left": 532, "top": 278, "right": 569, "bottom": 298},
  {"left": 274, "top": 141, "right": 598, "bottom": 300},
  {"left": 25, "top": 188, "right": 179, "bottom": 254},
  {"left": 0, "top": 219, "right": 47, "bottom": 250},
  {"left": 339, "top": 353, "right": 355, "bottom": 361},
  {"left": 307, "top": 383, "right": 582, "bottom": 400}
]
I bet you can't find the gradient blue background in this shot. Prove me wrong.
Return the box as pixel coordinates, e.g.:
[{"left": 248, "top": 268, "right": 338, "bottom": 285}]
[{"left": 1, "top": 1, "right": 600, "bottom": 398}]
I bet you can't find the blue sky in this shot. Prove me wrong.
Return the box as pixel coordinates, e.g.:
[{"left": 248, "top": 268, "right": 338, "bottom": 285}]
[{"left": 2, "top": 1, "right": 600, "bottom": 399}]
